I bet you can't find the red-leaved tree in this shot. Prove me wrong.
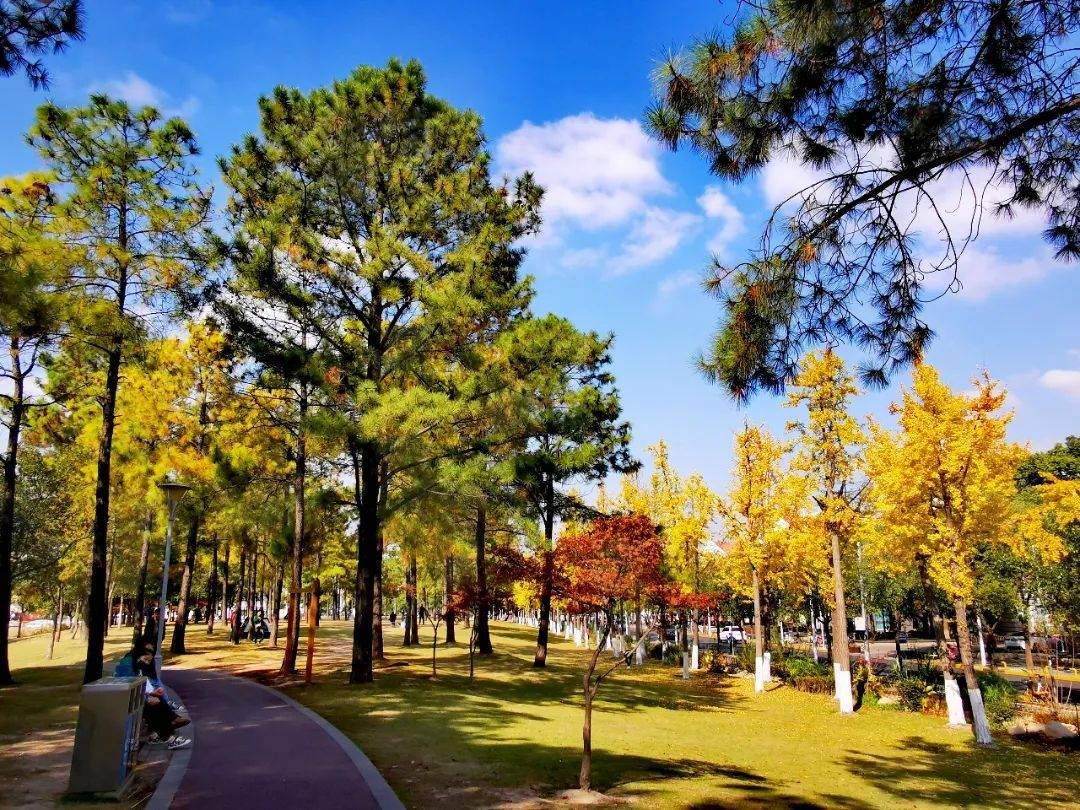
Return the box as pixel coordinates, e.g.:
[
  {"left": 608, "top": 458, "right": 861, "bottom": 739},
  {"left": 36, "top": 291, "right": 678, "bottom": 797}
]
[{"left": 556, "top": 514, "right": 665, "bottom": 792}]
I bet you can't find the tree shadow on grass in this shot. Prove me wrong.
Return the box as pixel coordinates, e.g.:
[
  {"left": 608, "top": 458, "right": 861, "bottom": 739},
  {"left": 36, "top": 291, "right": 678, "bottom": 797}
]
[{"left": 841, "top": 735, "right": 1080, "bottom": 808}]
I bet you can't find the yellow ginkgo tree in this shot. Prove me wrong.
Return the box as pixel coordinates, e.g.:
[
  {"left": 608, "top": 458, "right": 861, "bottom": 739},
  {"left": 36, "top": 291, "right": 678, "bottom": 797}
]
[
  {"left": 786, "top": 350, "right": 866, "bottom": 713},
  {"left": 864, "top": 363, "right": 1062, "bottom": 745},
  {"left": 718, "top": 424, "right": 803, "bottom": 693}
]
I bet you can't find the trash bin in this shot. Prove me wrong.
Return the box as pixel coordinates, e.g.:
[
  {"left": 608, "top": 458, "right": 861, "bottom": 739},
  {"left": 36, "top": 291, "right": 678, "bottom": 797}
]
[{"left": 67, "top": 676, "right": 146, "bottom": 796}]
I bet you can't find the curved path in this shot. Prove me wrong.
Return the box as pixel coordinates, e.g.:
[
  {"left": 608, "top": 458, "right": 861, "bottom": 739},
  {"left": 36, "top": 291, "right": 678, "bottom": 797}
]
[{"left": 157, "top": 668, "right": 403, "bottom": 810}]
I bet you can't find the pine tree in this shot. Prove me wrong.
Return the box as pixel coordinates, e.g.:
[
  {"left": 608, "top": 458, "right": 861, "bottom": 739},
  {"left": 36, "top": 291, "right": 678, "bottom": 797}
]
[
  {"left": 218, "top": 60, "right": 541, "bottom": 684},
  {"left": 29, "top": 96, "right": 209, "bottom": 683},
  {"left": 507, "top": 315, "right": 637, "bottom": 668},
  {"left": 0, "top": 0, "right": 83, "bottom": 88},
  {"left": 0, "top": 172, "right": 71, "bottom": 684},
  {"left": 650, "top": 0, "right": 1080, "bottom": 396}
]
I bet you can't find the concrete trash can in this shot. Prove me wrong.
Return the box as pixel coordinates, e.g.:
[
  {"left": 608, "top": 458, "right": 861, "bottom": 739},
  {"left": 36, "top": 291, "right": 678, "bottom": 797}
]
[{"left": 67, "top": 676, "right": 146, "bottom": 796}]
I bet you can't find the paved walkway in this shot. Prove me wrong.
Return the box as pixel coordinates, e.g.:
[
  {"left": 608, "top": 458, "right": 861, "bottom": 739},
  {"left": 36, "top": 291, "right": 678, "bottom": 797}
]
[{"left": 161, "top": 668, "right": 401, "bottom": 809}]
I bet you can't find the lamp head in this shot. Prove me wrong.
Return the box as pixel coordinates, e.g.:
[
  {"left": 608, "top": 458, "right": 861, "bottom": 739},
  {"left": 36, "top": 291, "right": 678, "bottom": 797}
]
[{"left": 157, "top": 473, "right": 191, "bottom": 509}]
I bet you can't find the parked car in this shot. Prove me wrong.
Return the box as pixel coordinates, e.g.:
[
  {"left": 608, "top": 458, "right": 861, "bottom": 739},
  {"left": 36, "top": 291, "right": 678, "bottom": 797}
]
[
  {"left": 717, "top": 625, "right": 746, "bottom": 642},
  {"left": 1004, "top": 635, "right": 1026, "bottom": 651},
  {"left": 896, "top": 630, "right": 909, "bottom": 643}
]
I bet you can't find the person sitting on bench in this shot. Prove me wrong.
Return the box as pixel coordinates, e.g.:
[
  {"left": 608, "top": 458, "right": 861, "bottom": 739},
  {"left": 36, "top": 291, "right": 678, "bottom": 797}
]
[{"left": 134, "top": 648, "right": 190, "bottom": 748}]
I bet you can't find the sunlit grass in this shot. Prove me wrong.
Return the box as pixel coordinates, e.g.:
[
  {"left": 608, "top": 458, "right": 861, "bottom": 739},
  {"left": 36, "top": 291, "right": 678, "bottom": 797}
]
[
  {"left": 172, "top": 620, "right": 1080, "bottom": 808},
  {"left": 5, "top": 620, "right": 1079, "bottom": 808}
]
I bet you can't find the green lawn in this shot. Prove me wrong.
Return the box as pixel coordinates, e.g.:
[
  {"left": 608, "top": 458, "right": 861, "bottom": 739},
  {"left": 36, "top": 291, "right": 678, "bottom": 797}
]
[{"left": 4, "top": 619, "right": 1079, "bottom": 808}]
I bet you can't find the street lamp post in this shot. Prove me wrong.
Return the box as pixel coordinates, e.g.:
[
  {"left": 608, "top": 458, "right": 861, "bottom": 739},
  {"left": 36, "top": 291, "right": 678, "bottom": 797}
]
[{"left": 155, "top": 475, "right": 190, "bottom": 676}]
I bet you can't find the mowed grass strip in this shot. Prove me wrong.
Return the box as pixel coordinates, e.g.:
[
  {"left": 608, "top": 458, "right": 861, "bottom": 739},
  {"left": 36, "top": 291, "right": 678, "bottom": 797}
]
[{"left": 5, "top": 620, "right": 1079, "bottom": 808}]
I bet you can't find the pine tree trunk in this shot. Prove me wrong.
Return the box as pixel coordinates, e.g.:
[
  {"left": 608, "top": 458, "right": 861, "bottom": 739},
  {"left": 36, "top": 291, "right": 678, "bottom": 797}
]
[
  {"left": 534, "top": 486, "right": 556, "bottom": 668},
  {"left": 231, "top": 546, "right": 246, "bottom": 644},
  {"left": 171, "top": 512, "right": 199, "bottom": 654},
  {"left": 954, "top": 596, "right": 993, "bottom": 745},
  {"left": 249, "top": 547, "right": 259, "bottom": 641},
  {"left": 373, "top": 530, "right": 384, "bottom": 658},
  {"left": 830, "top": 530, "right": 853, "bottom": 713},
  {"left": 221, "top": 541, "right": 230, "bottom": 629},
  {"left": 85, "top": 314, "right": 124, "bottom": 685},
  {"left": 103, "top": 530, "right": 115, "bottom": 639},
  {"left": 348, "top": 439, "right": 379, "bottom": 684},
  {"left": 533, "top": 553, "right": 553, "bottom": 668},
  {"left": 132, "top": 510, "right": 153, "bottom": 646},
  {"left": 281, "top": 398, "right": 307, "bottom": 675},
  {"left": 206, "top": 537, "right": 219, "bottom": 635},
  {"left": 271, "top": 562, "right": 284, "bottom": 647},
  {"left": 408, "top": 557, "right": 419, "bottom": 645},
  {"left": 0, "top": 335, "right": 24, "bottom": 685},
  {"left": 474, "top": 503, "right": 493, "bottom": 655},
  {"left": 444, "top": 555, "right": 456, "bottom": 644}
]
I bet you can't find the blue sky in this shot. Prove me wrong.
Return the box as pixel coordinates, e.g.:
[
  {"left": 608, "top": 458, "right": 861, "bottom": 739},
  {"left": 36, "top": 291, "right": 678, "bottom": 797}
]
[{"left": 1, "top": 0, "right": 1076, "bottom": 492}]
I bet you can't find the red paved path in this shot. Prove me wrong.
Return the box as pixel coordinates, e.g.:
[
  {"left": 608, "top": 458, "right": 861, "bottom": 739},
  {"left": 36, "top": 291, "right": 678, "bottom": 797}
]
[{"left": 166, "top": 668, "right": 383, "bottom": 809}]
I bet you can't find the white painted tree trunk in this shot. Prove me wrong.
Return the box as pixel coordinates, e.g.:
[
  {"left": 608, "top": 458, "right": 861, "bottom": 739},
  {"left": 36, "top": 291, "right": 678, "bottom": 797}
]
[
  {"left": 836, "top": 666, "right": 854, "bottom": 714},
  {"left": 635, "top": 640, "right": 645, "bottom": 666},
  {"left": 754, "top": 655, "right": 765, "bottom": 693},
  {"left": 968, "top": 687, "right": 994, "bottom": 745},
  {"left": 944, "top": 673, "right": 967, "bottom": 726},
  {"left": 691, "top": 642, "right": 699, "bottom": 670}
]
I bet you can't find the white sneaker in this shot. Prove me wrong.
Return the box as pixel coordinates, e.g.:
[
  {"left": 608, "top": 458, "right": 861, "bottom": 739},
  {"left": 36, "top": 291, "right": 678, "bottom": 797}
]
[{"left": 167, "top": 736, "right": 191, "bottom": 750}]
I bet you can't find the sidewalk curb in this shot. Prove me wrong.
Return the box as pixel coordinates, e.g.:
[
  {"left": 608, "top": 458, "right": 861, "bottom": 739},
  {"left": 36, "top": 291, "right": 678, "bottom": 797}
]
[
  {"left": 244, "top": 677, "right": 405, "bottom": 810},
  {"left": 146, "top": 682, "right": 194, "bottom": 810}
]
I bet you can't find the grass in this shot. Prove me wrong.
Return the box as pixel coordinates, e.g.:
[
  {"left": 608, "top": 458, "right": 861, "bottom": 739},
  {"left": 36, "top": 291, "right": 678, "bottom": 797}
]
[{"left": 5, "top": 619, "right": 1080, "bottom": 808}]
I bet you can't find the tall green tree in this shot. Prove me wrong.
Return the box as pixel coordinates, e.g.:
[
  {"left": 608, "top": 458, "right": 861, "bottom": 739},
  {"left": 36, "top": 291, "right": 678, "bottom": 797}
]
[
  {"left": 508, "top": 315, "right": 637, "bottom": 668},
  {"left": 29, "top": 96, "right": 210, "bottom": 683},
  {"left": 0, "top": 172, "right": 70, "bottom": 684},
  {"left": 218, "top": 59, "right": 541, "bottom": 685},
  {"left": 650, "top": 0, "right": 1080, "bottom": 396}
]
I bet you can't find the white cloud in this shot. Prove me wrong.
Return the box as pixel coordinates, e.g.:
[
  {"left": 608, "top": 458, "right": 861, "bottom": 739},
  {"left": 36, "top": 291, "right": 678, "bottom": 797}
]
[
  {"left": 697, "top": 186, "right": 745, "bottom": 257},
  {"left": 1039, "top": 369, "right": 1080, "bottom": 399},
  {"left": 652, "top": 271, "right": 700, "bottom": 313},
  {"left": 91, "top": 71, "right": 199, "bottom": 118},
  {"left": 760, "top": 149, "right": 823, "bottom": 208},
  {"left": 952, "top": 248, "right": 1057, "bottom": 301},
  {"left": 496, "top": 113, "right": 669, "bottom": 231},
  {"left": 609, "top": 206, "right": 700, "bottom": 274},
  {"left": 559, "top": 246, "right": 607, "bottom": 270},
  {"left": 758, "top": 143, "right": 1061, "bottom": 300},
  {"left": 759, "top": 144, "right": 1045, "bottom": 243}
]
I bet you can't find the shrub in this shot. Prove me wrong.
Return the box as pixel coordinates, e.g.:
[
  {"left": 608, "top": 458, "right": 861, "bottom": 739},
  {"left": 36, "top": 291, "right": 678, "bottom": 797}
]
[
  {"left": 735, "top": 641, "right": 757, "bottom": 674},
  {"left": 785, "top": 654, "right": 831, "bottom": 679},
  {"left": 897, "top": 677, "right": 935, "bottom": 712},
  {"left": 791, "top": 675, "right": 834, "bottom": 694},
  {"left": 701, "top": 649, "right": 739, "bottom": 674},
  {"left": 977, "top": 670, "right": 1019, "bottom": 727}
]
